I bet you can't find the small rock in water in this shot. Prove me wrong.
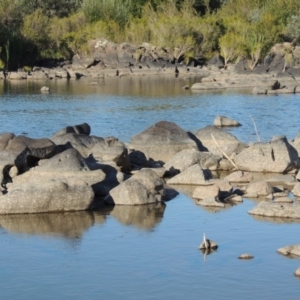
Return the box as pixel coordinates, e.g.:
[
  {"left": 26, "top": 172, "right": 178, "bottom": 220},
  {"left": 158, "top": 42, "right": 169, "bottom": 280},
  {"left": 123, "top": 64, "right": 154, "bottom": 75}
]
[
  {"left": 294, "top": 267, "right": 300, "bottom": 277},
  {"left": 40, "top": 86, "right": 50, "bottom": 93},
  {"left": 199, "top": 233, "right": 218, "bottom": 250},
  {"left": 238, "top": 254, "right": 254, "bottom": 260}
]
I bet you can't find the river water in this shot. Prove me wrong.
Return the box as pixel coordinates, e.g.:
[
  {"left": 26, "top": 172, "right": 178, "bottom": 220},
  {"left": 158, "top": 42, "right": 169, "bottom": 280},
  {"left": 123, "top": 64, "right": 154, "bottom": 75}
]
[{"left": 0, "top": 76, "right": 299, "bottom": 299}]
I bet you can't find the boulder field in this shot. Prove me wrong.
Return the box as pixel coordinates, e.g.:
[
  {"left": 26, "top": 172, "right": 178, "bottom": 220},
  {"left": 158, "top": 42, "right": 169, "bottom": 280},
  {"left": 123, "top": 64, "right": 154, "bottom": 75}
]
[{"left": 1, "top": 120, "right": 300, "bottom": 216}]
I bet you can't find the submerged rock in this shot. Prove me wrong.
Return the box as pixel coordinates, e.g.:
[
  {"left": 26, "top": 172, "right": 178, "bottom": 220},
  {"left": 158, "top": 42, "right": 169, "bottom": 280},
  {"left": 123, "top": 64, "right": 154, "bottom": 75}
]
[{"left": 238, "top": 254, "right": 254, "bottom": 259}]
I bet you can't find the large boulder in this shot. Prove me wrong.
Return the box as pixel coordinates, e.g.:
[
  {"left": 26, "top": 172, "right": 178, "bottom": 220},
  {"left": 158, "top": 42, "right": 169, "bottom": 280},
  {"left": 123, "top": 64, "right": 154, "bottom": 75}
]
[
  {"left": 0, "top": 178, "right": 95, "bottom": 214},
  {"left": 106, "top": 169, "right": 164, "bottom": 205},
  {"left": 0, "top": 133, "right": 57, "bottom": 184},
  {"left": 11, "top": 148, "right": 114, "bottom": 197},
  {"left": 234, "top": 136, "right": 299, "bottom": 173},
  {"left": 164, "top": 149, "right": 221, "bottom": 174},
  {"left": 129, "top": 121, "right": 200, "bottom": 163},
  {"left": 194, "top": 126, "right": 246, "bottom": 157},
  {"left": 52, "top": 131, "right": 130, "bottom": 171},
  {"left": 248, "top": 201, "right": 300, "bottom": 218}
]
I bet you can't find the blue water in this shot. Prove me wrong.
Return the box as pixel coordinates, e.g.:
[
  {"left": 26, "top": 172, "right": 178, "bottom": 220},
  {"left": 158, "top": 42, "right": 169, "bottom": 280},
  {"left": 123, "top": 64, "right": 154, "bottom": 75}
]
[{"left": 0, "top": 76, "right": 299, "bottom": 299}]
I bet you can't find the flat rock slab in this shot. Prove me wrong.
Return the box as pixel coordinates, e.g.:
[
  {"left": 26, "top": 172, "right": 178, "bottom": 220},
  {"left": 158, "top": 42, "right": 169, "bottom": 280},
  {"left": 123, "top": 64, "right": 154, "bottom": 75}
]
[
  {"left": 249, "top": 201, "right": 300, "bottom": 219},
  {"left": 277, "top": 244, "right": 300, "bottom": 257},
  {"left": 197, "top": 197, "right": 225, "bottom": 207}
]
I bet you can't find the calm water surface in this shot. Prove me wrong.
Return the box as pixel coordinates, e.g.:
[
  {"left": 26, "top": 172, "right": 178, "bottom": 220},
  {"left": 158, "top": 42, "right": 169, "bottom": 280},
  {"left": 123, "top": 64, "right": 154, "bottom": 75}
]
[{"left": 0, "top": 76, "right": 300, "bottom": 299}]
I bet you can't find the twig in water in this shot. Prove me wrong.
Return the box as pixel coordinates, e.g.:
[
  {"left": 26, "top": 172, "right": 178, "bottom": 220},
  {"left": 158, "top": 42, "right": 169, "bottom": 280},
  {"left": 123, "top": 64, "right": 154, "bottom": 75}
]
[
  {"left": 211, "top": 134, "right": 240, "bottom": 171},
  {"left": 250, "top": 114, "right": 260, "bottom": 142}
]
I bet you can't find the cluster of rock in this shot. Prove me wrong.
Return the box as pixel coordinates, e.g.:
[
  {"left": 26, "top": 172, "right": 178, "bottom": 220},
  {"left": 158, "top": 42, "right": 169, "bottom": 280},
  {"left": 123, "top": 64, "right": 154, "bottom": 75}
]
[
  {"left": 4, "top": 40, "right": 300, "bottom": 94},
  {"left": 1, "top": 117, "right": 300, "bottom": 216}
]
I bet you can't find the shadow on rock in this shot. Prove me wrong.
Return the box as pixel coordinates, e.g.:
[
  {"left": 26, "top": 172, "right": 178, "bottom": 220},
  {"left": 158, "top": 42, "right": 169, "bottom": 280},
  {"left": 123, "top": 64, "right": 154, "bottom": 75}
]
[
  {"left": 110, "top": 202, "right": 166, "bottom": 231},
  {"left": 0, "top": 211, "right": 95, "bottom": 239}
]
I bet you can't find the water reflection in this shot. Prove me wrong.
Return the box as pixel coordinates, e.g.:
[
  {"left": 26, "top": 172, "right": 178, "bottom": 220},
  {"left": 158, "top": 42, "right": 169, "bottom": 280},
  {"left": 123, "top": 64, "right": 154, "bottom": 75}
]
[
  {"left": 0, "top": 211, "right": 95, "bottom": 238},
  {"left": 110, "top": 202, "right": 166, "bottom": 230},
  {"left": 251, "top": 214, "right": 300, "bottom": 225}
]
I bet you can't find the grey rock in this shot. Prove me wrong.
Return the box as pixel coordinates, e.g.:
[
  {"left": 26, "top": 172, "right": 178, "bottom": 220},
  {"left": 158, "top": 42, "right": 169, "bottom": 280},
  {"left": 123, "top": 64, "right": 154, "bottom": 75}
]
[
  {"left": 291, "top": 183, "right": 300, "bottom": 197},
  {"left": 0, "top": 178, "right": 95, "bottom": 214},
  {"left": 245, "top": 181, "right": 273, "bottom": 198},
  {"left": 167, "top": 164, "right": 212, "bottom": 185},
  {"left": 52, "top": 133, "right": 130, "bottom": 171},
  {"left": 192, "top": 185, "right": 220, "bottom": 200},
  {"left": 274, "top": 197, "right": 293, "bottom": 203},
  {"left": 249, "top": 201, "right": 300, "bottom": 218},
  {"left": 214, "top": 116, "right": 241, "bottom": 127},
  {"left": 164, "top": 149, "right": 221, "bottom": 174},
  {"left": 52, "top": 123, "right": 91, "bottom": 138},
  {"left": 295, "top": 267, "right": 300, "bottom": 277},
  {"left": 106, "top": 169, "right": 164, "bottom": 205},
  {"left": 224, "top": 171, "right": 253, "bottom": 183},
  {"left": 194, "top": 126, "right": 246, "bottom": 157},
  {"left": 197, "top": 197, "right": 225, "bottom": 207},
  {"left": 277, "top": 244, "right": 300, "bottom": 257},
  {"left": 234, "top": 136, "right": 299, "bottom": 173},
  {"left": 130, "top": 121, "right": 199, "bottom": 163}
]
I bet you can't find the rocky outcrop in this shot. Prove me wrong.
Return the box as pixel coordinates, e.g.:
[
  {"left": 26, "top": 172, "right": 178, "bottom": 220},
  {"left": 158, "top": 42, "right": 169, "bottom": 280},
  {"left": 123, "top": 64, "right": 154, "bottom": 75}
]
[
  {"left": 234, "top": 136, "right": 299, "bottom": 173},
  {"left": 51, "top": 124, "right": 130, "bottom": 171},
  {"left": 194, "top": 125, "right": 246, "bottom": 157},
  {"left": 0, "top": 133, "right": 58, "bottom": 185},
  {"left": 129, "top": 121, "right": 200, "bottom": 163}
]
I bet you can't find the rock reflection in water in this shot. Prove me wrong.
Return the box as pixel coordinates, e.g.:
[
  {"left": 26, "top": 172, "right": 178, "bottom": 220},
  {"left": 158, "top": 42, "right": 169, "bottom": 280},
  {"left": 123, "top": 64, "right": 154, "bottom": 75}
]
[
  {"left": 110, "top": 202, "right": 166, "bottom": 230},
  {"left": 251, "top": 214, "right": 300, "bottom": 225},
  {"left": 0, "top": 211, "right": 95, "bottom": 239},
  {"left": 199, "top": 248, "right": 218, "bottom": 262}
]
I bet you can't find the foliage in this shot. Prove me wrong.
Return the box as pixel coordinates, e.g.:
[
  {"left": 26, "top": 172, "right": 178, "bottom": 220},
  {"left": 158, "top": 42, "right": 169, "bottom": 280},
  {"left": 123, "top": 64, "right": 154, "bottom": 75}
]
[{"left": 0, "top": 0, "right": 300, "bottom": 69}]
